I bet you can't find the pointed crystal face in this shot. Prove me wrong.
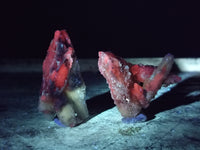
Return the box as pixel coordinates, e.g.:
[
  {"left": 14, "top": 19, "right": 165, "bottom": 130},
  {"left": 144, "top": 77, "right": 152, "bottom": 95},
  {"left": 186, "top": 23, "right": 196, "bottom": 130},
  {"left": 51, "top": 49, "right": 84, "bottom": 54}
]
[
  {"left": 39, "top": 30, "right": 88, "bottom": 127},
  {"left": 98, "top": 51, "right": 181, "bottom": 118}
]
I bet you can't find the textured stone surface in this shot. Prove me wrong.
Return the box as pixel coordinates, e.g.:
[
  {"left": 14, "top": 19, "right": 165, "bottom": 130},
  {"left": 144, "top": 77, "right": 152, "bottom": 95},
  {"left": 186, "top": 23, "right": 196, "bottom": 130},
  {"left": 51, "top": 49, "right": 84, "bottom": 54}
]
[{"left": 0, "top": 61, "right": 200, "bottom": 150}]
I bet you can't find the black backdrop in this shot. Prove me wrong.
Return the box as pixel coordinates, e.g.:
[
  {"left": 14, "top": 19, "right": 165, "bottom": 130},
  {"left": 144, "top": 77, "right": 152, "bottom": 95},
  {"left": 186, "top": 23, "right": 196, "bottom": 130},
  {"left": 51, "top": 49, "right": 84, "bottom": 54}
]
[{"left": 1, "top": 1, "right": 200, "bottom": 59}]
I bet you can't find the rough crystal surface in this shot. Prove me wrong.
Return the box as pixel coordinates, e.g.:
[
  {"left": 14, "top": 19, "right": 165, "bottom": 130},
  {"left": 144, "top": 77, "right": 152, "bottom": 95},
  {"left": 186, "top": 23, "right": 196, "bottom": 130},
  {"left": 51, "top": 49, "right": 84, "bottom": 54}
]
[
  {"left": 39, "top": 30, "right": 88, "bottom": 127},
  {"left": 98, "top": 51, "right": 181, "bottom": 118}
]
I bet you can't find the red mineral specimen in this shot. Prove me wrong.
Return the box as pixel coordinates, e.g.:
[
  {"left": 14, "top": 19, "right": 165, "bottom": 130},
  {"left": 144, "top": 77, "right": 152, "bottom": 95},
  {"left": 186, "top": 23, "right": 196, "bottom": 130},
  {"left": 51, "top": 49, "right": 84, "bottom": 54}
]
[
  {"left": 98, "top": 51, "right": 181, "bottom": 118},
  {"left": 39, "top": 30, "right": 88, "bottom": 127}
]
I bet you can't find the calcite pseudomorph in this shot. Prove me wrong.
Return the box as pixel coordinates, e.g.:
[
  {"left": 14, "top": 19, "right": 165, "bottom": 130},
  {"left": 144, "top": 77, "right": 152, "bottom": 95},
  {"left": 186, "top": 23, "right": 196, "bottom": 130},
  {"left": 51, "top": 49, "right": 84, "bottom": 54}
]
[
  {"left": 39, "top": 30, "right": 89, "bottom": 127},
  {"left": 98, "top": 51, "right": 181, "bottom": 119}
]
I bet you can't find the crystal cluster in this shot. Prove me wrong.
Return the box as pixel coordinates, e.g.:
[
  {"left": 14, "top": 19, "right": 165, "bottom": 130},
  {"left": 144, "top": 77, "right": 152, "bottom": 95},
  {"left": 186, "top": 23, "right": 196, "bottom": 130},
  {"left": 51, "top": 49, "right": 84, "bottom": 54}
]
[
  {"left": 98, "top": 51, "right": 181, "bottom": 118},
  {"left": 39, "top": 30, "right": 88, "bottom": 127}
]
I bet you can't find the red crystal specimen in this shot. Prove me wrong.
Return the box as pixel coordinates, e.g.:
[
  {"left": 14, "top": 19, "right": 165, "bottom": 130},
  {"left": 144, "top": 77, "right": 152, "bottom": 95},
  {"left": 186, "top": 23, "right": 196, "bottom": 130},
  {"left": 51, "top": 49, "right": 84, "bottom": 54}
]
[
  {"left": 39, "top": 30, "right": 88, "bottom": 127},
  {"left": 98, "top": 51, "right": 181, "bottom": 118},
  {"left": 41, "top": 30, "right": 73, "bottom": 99}
]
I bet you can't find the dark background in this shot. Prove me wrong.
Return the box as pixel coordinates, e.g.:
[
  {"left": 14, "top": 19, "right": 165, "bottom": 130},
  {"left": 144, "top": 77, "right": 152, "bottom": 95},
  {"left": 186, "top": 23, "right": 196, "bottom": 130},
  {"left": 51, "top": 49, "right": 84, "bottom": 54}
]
[{"left": 1, "top": 0, "right": 200, "bottom": 59}]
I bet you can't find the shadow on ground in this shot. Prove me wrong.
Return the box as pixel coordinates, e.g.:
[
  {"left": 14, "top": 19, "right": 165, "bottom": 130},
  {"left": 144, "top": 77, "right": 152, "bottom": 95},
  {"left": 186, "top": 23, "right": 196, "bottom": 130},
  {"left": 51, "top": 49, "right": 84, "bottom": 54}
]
[
  {"left": 144, "top": 75, "right": 200, "bottom": 120},
  {"left": 86, "top": 92, "right": 115, "bottom": 118}
]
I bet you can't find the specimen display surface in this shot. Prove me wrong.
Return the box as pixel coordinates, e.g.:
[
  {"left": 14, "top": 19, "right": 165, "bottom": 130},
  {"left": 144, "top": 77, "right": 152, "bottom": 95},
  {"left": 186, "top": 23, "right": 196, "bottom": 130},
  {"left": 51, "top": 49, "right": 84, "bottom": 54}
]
[
  {"left": 0, "top": 58, "right": 200, "bottom": 149},
  {"left": 98, "top": 51, "right": 181, "bottom": 119},
  {"left": 39, "top": 30, "right": 88, "bottom": 127}
]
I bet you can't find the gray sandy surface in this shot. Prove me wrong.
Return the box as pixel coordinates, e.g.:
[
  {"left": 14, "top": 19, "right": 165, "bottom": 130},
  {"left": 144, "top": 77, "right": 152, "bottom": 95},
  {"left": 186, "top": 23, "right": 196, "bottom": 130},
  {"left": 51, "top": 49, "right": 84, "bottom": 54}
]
[{"left": 0, "top": 59, "right": 200, "bottom": 150}]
